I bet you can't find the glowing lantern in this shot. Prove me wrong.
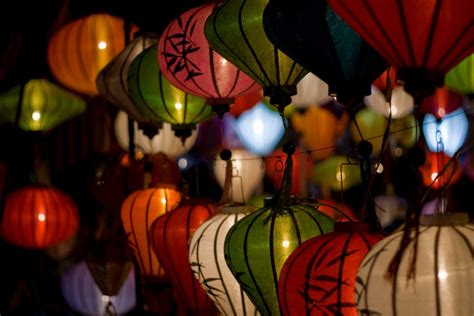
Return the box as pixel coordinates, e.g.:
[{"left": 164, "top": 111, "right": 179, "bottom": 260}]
[
  {"left": 158, "top": 4, "right": 259, "bottom": 115},
  {"left": 356, "top": 213, "right": 474, "bottom": 315},
  {"left": 420, "top": 87, "right": 464, "bottom": 119},
  {"left": 1, "top": 186, "right": 79, "bottom": 249},
  {"left": 205, "top": 0, "right": 308, "bottom": 111},
  {"left": 445, "top": 53, "right": 474, "bottom": 97},
  {"left": 0, "top": 79, "right": 86, "bottom": 131},
  {"left": 315, "top": 199, "right": 357, "bottom": 222},
  {"left": 128, "top": 44, "right": 213, "bottom": 141},
  {"left": 291, "top": 73, "right": 333, "bottom": 109},
  {"left": 120, "top": 187, "right": 181, "bottom": 280},
  {"left": 230, "top": 90, "right": 263, "bottom": 117},
  {"left": 374, "top": 193, "right": 407, "bottom": 231},
  {"left": 189, "top": 204, "right": 259, "bottom": 316},
  {"left": 213, "top": 149, "right": 265, "bottom": 203},
  {"left": 420, "top": 151, "right": 462, "bottom": 189},
  {"left": 312, "top": 156, "right": 362, "bottom": 192},
  {"left": 235, "top": 102, "right": 285, "bottom": 156},
  {"left": 61, "top": 260, "right": 136, "bottom": 315},
  {"left": 48, "top": 14, "right": 128, "bottom": 96},
  {"left": 365, "top": 85, "right": 414, "bottom": 119},
  {"left": 150, "top": 200, "right": 217, "bottom": 314},
  {"left": 279, "top": 222, "right": 382, "bottom": 316}
]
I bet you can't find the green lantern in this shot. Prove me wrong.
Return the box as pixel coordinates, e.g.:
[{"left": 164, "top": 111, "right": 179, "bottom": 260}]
[
  {"left": 445, "top": 53, "right": 474, "bottom": 97},
  {"left": 127, "top": 44, "right": 214, "bottom": 141},
  {"left": 0, "top": 79, "right": 86, "bottom": 131},
  {"left": 312, "top": 156, "right": 362, "bottom": 192},
  {"left": 205, "top": 0, "right": 308, "bottom": 111}
]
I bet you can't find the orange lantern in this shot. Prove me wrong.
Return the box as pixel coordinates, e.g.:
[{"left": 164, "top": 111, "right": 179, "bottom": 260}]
[
  {"left": 420, "top": 152, "right": 462, "bottom": 189},
  {"left": 1, "top": 186, "right": 79, "bottom": 249},
  {"left": 314, "top": 199, "right": 357, "bottom": 222},
  {"left": 48, "top": 14, "right": 129, "bottom": 96}
]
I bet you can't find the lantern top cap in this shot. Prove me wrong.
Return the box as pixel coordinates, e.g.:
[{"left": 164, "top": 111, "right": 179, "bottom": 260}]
[{"left": 420, "top": 213, "right": 469, "bottom": 226}]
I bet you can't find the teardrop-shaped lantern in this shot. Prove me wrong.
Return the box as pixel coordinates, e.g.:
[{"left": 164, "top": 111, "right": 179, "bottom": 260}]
[
  {"left": 128, "top": 44, "right": 214, "bottom": 141},
  {"left": 419, "top": 151, "right": 462, "bottom": 189},
  {"left": 420, "top": 87, "right": 464, "bottom": 119},
  {"left": 158, "top": 3, "right": 260, "bottom": 115},
  {"left": 291, "top": 73, "right": 333, "bottom": 109},
  {"left": 365, "top": 85, "right": 414, "bottom": 119},
  {"left": 279, "top": 222, "right": 382, "bottom": 316},
  {"left": 48, "top": 14, "right": 128, "bottom": 96},
  {"left": 356, "top": 213, "right": 474, "bottom": 315},
  {"left": 312, "top": 156, "right": 362, "bottom": 192},
  {"left": 205, "top": 0, "right": 308, "bottom": 111},
  {"left": 1, "top": 186, "right": 79, "bottom": 249},
  {"left": 445, "top": 53, "right": 474, "bottom": 97},
  {"left": 0, "top": 79, "right": 86, "bottom": 131}
]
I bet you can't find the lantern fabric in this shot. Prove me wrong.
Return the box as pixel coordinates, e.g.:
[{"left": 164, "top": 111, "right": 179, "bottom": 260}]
[
  {"left": 420, "top": 87, "right": 464, "bottom": 119},
  {"left": 1, "top": 186, "right": 79, "bottom": 249},
  {"left": 373, "top": 67, "right": 398, "bottom": 92},
  {"left": 150, "top": 200, "right": 217, "bottom": 314},
  {"left": 445, "top": 53, "right": 474, "bottom": 97},
  {"left": 279, "top": 222, "right": 382, "bottom": 316},
  {"left": 364, "top": 85, "right": 414, "bottom": 119},
  {"left": 0, "top": 79, "right": 86, "bottom": 131},
  {"left": 312, "top": 156, "right": 362, "bottom": 192},
  {"left": 213, "top": 149, "right": 265, "bottom": 204},
  {"left": 61, "top": 260, "right": 136, "bottom": 316},
  {"left": 230, "top": 90, "right": 263, "bottom": 117},
  {"left": 204, "top": 0, "right": 308, "bottom": 109},
  {"left": 48, "top": 14, "right": 128, "bottom": 96},
  {"left": 224, "top": 203, "right": 334, "bottom": 316},
  {"left": 315, "top": 199, "right": 357, "bottom": 222},
  {"left": 120, "top": 187, "right": 181, "bottom": 280},
  {"left": 422, "top": 107, "right": 468, "bottom": 157},
  {"left": 189, "top": 204, "right": 260, "bottom": 316},
  {"left": 234, "top": 102, "right": 285, "bottom": 156},
  {"left": 356, "top": 213, "right": 474, "bottom": 316},
  {"left": 374, "top": 194, "right": 407, "bottom": 230},
  {"left": 291, "top": 73, "right": 333, "bottom": 109},
  {"left": 420, "top": 151, "right": 462, "bottom": 189}
]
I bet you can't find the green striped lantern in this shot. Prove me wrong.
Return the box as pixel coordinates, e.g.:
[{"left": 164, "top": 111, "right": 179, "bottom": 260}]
[
  {"left": 0, "top": 79, "right": 86, "bottom": 131},
  {"left": 127, "top": 44, "right": 214, "bottom": 141},
  {"left": 445, "top": 54, "right": 474, "bottom": 98}
]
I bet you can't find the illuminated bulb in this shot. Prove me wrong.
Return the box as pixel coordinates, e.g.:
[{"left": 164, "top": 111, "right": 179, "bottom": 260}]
[
  {"left": 431, "top": 172, "right": 438, "bottom": 181},
  {"left": 336, "top": 171, "right": 346, "bottom": 182},
  {"left": 437, "top": 108, "right": 446, "bottom": 117},
  {"left": 375, "top": 163, "right": 384, "bottom": 174},
  {"left": 178, "top": 158, "right": 188, "bottom": 169},
  {"left": 394, "top": 147, "right": 403, "bottom": 157},
  {"left": 282, "top": 240, "right": 290, "bottom": 248},
  {"left": 252, "top": 119, "right": 264, "bottom": 135},
  {"left": 161, "top": 198, "right": 167, "bottom": 204},
  {"left": 175, "top": 102, "right": 183, "bottom": 110},
  {"left": 391, "top": 107, "right": 398, "bottom": 116},
  {"left": 438, "top": 270, "right": 448, "bottom": 280},
  {"left": 221, "top": 58, "right": 228, "bottom": 65},
  {"left": 32, "top": 111, "right": 41, "bottom": 121},
  {"left": 98, "top": 41, "right": 107, "bottom": 50},
  {"left": 101, "top": 295, "right": 110, "bottom": 302},
  {"left": 38, "top": 213, "right": 46, "bottom": 222}
]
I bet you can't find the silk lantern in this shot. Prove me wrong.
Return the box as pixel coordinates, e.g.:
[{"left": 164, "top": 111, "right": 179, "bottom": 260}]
[
  {"left": 422, "top": 107, "right": 468, "bottom": 157},
  {"left": 48, "top": 14, "right": 128, "bottom": 96},
  {"left": 213, "top": 149, "right": 265, "bottom": 203},
  {"left": 61, "top": 260, "right": 136, "bottom": 316},
  {"left": 150, "top": 200, "right": 217, "bottom": 315},
  {"left": 420, "top": 87, "right": 464, "bottom": 119},
  {"left": 1, "top": 186, "right": 79, "bottom": 249},
  {"left": 120, "top": 187, "right": 181, "bottom": 280},
  {"left": 291, "top": 73, "right": 333, "bottom": 109},
  {"left": 205, "top": 0, "right": 308, "bottom": 111},
  {"left": 445, "top": 53, "right": 474, "bottom": 97},
  {"left": 420, "top": 152, "right": 462, "bottom": 189},
  {"left": 365, "top": 85, "right": 414, "bottom": 119},
  {"left": 279, "top": 222, "right": 382, "bottom": 316},
  {"left": 356, "top": 213, "right": 474, "bottom": 315},
  {"left": 312, "top": 156, "right": 362, "bottom": 192},
  {"left": 128, "top": 44, "right": 213, "bottom": 141},
  {"left": 189, "top": 204, "right": 260, "bottom": 316},
  {"left": 0, "top": 79, "right": 86, "bottom": 131},
  {"left": 158, "top": 3, "right": 260, "bottom": 115}
]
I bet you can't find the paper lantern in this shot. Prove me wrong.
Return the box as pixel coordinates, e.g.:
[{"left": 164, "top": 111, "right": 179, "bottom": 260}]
[
  {"left": 48, "top": 14, "right": 128, "bottom": 96},
  {"left": 0, "top": 79, "right": 86, "bottom": 131},
  {"left": 114, "top": 111, "right": 197, "bottom": 158},
  {"left": 291, "top": 73, "right": 333, "bottom": 109},
  {"left": 1, "top": 186, "right": 79, "bottom": 249},
  {"left": 263, "top": 0, "right": 386, "bottom": 104},
  {"left": 205, "top": 0, "right": 308, "bottom": 111},
  {"left": 158, "top": 3, "right": 259, "bottom": 114},
  {"left": 120, "top": 187, "right": 181, "bottom": 280},
  {"left": 420, "top": 87, "right": 464, "bottom": 119},
  {"left": 327, "top": 0, "right": 474, "bottom": 96},
  {"left": 420, "top": 151, "right": 462, "bottom": 189},
  {"left": 235, "top": 102, "right": 285, "bottom": 156},
  {"left": 365, "top": 85, "right": 414, "bottom": 119},
  {"left": 189, "top": 204, "right": 259, "bottom": 316},
  {"left": 445, "top": 53, "right": 474, "bottom": 97},
  {"left": 279, "top": 222, "right": 382, "bottom": 316},
  {"left": 230, "top": 90, "right": 263, "bottom": 117},
  {"left": 356, "top": 213, "right": 474, "bottom": 315},
  {"left": 61, "top": 260, "right": 136, "bottom": 315},
  {"left": 225, "top": 201, "right": 334, "bottom": 315},
  {"left": 315, "top": 199, "right": 357, "bottom": 222},
  {"left": 128, "top": 44, "right": 213, "bottom": 141},
  {"left": 213, "top": 149, "right": 264, "bottom": 204},
  {"left": 312, "top": 156, "right": 362, "bottom": 192},
  {"left": 150, "top": 200, "right": 217, "bottom": 314},
  {"left": 422, "top": 107, "right": 468, "bottom": 157},
  {"left": 292, "top": 106, "right": 349, "bottom": 160}
]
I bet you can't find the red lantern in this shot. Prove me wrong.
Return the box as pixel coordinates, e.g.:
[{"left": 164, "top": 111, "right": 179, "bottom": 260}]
[
  {"left": 315, "top": 199, "right": 357, "bottom": 222},
  {"left": 230, "top": 90, "right": 263, "bottom": 117},
  {"left": 420, "top": 151, "right": 462, "bottom": 189},
  {"left": 279, "top": 222, "right": 382, "bottom": 316},
  {"left": 420, "top": 87, "right": 464, "bottom": 119},
  {"left": 1, "top": 186, "right": 79, "bottom": 249},
  {"left": 373, "top": 67, "right": 397, "bottom": 93},
  {"left": 150, "top": 200, "right": 217, "bottom": 315}
]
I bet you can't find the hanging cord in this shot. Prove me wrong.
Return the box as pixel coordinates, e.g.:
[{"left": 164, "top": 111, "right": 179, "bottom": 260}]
[
  {"left": 104, "top": 300, "right": 118, "bottom": 316},
  {"left": 218, "top": 149, "right": 233, "bottom": 205}
]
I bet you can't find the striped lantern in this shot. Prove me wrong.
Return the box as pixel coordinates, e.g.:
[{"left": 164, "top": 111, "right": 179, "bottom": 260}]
[
  {"left": 150, "top": 200, "right": 218, "bottom": 315},
  {"left": 1, "top": 186, "right": 79, "bottom": 249},
  {"left": 445, "top": 53, "right": 474, "bottom": 97},
  {"left": 278, "top": 222, "right": 382, "bottom": 316},
  {"left": 356, "top": 213, "right": 474, "bottom": 315},
  {"left": 189, "top": 204, "right": 260, "bottom": 316}
]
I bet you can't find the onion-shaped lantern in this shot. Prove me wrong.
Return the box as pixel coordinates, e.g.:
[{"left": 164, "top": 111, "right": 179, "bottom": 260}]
[
  {"left": 291, "top": 73, "right": 333, "bottom": 109},
  {"left": 158, "top": 3, "right": 259, "bottom": 116},
  {"left": 419, "top": 151, "right": 462, "bottom": 189},
  {"left": 420, "top": 87, "right": 464, "bottom": 119},
  {"left": 445, "top": 53, "right": 474, "bottom": 97},
  {"left": 356, "top": 213, "right": 474, "bottom": 315},
  {"left": 312, "top": 156, "right": 362, "bottom": 192},
  {"left": 365, "top": 85, "right": 414, "bottom": 119},
  {"left": 279, "top": 222, "right": 382, "bottom": 316},
  {"left": 0, "top": 79, "right": 86, "bottom": 131},
  {"left": 48, "top": 14, "right": 128, "bottom": 96},
  {"left": 128, "top": 44, "right": 214, "bottom": 141},
  {"left": 1, "top": 186, "right": 79, "bottom": 249}
]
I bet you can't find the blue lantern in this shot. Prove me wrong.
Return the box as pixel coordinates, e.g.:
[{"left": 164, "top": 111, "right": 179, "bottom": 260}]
[
  {"left": 422, "top": 107, "right": 468, "bottom": 157},
  {"left": 235, "top": 102, "right": 285, "bottom": 156}
]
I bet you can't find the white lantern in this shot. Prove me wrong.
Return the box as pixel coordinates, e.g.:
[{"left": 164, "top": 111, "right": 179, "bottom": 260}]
[
  {"left": 356, "top": 213, "right": 474, "bottom": 315},
  {"left": 291, "top": 73, "right": 332, "bottom": 108},
  {"left": 114, "top": 110, "right": 197, "bottom": 158},
  {"left": 189, "top": 204, "right": 260, "bottom": 316},
  {"left": 212, "top": 149, "right": 264, "bottom": 203},
  {"left": 365, "top": 85, "right": 414, "bottom": 119},
  {"left": 374, "top": 194, "right": 407, "bottom": 229}
]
